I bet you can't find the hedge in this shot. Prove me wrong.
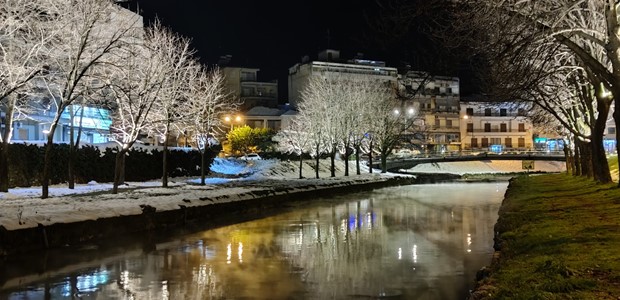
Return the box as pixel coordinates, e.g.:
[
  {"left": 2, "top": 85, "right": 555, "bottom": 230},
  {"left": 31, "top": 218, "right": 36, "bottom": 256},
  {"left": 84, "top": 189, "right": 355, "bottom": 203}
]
[{"left": 7, "top": 143, "right": 219, "bottom": 188}]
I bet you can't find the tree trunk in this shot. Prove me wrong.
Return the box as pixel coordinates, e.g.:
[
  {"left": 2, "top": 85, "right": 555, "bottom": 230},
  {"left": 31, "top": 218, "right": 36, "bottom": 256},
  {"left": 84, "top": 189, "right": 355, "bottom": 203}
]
[
  {"left": 381, "top": 151, "right": 387, "bottom": 173},
  {"left": 162, "top": 131, "right": 169, "bottom": 187},
  {"left": 563, "top": 144, "right": 573, "bottom": 175},
  {"left": 344, "top": 151, "right": 350, "bottom": 177},
  {"left": 573, "top": 137, "right": 581, "bottom": 176},
  {"left": 68, "top": 106, "right": 85, "bottom": 190},
  {"left": 355, "top": 145, "right": 361, "bottom": 175},
  {"left": 315, "top": 144, "right": 320, "bottom": 179},
  {"left": 200, "top": 149, "right": 206, "bottom": 185},
  {"left": 112, "top": 150, "right": 127, "bottom": 194},
  {"left": 68, "top": 105, "right": 75, "bottom": 189},
  {"left": 120, "top": 154, "right": 126, "bottom": 185},
  {"left": 330, "top": 150, "right": 336, "bottom": 178},
  {"left": 0, "top": 143, "right": 8, "bottom": 192},
  {"left": 41, "top": 122, "right": 59, "bottom": 199},
  {"left": 614, "top": 96, "right": 620, "bottom": 187},
  {"left": 577, "top": 139, "right": 593, "bottom": 178},
  {"left": 368, "top": 140, "right": 373, "bottom": 174},
  {"left": 591, "top": 114, "right": 612, "bottom": 183},
  {"left": 298, "top": 154, "right": 303, "bottom": 179}
]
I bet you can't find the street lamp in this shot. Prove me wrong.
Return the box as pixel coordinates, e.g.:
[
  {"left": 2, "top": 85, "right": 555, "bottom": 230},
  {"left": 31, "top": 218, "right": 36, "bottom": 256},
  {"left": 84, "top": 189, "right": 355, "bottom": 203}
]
[{"left": 224, "top": 115, "right": 243, "bottom": 131}]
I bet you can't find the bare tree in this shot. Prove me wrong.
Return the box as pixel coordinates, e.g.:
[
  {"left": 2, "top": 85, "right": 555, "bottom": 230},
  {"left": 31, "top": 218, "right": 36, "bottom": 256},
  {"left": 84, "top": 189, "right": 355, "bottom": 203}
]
[
  {"left": 106, "top": 23, "right": 172, "bottom": 194},
  {"left": 146, "top": 21, "right": 195, "bottom": 187},
  {"left": 38, "top": 0, "right": 141, "bottom": 198},
  {"left": 0, "top": 0, "right": 54, "bottom": 192},
  {"left": 184, "top": 66, "right": 235, "bottom": 185},
  {"left": 455, "top": 0, "right": 620, "bottom": 184},
  {"left": 274, "top": 116, "right": 313, "bottom": 179}
]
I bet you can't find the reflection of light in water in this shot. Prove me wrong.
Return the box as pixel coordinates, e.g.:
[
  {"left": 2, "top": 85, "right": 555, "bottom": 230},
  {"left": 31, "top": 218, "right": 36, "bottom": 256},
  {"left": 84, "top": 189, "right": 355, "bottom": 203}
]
[
  {"left": 238, "top": 242, "right": 244, "bottom": 263},
  {"left": 73, "top": 269, "right": 110, "bottom": 293},
  {"left": 162, "top": 281, "right": 169, "bottom": 300},
  {"left": 120, "top": 270, "right": 129, "bottom": 287},
  {"left": 467, "top": 233, "right": 472, "bottom": 253},
  {"left": 413, "top": 245, "right": 418, "bottom": 263},
  {"left": 366, "top": 213, "right": 372, "bottom": 229},
  {"left": 398, "top": 247, "right": 402, "bottom": 260},
  {"left": 227, "top": 243, "right": 232, "bottom": 264},
  {"left": 195, "top": 264, "right": 208, "bottom": 285}
]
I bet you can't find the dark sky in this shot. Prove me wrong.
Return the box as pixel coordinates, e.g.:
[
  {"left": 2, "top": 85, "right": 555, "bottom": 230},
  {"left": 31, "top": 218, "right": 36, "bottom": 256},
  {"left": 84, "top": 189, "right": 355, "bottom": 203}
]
[
  {"left": 121, "top": 1, "right": 478, "bottom": 98},
  {"left": 125, "top": 1, "right": 378, "bottom": 79}
]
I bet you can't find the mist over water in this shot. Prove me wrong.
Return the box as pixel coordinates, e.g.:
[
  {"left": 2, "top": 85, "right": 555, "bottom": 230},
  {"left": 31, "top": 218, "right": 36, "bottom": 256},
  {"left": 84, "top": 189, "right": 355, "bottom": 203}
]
[{"left": 0, "top": 182, "right": 507, "bottom": 300}]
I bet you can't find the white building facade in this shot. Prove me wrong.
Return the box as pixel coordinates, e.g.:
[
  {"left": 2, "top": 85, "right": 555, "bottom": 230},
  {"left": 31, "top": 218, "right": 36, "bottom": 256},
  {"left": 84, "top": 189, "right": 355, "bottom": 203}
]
[{"left": 460, "top": 101, "right": 533, "bottom": 152}]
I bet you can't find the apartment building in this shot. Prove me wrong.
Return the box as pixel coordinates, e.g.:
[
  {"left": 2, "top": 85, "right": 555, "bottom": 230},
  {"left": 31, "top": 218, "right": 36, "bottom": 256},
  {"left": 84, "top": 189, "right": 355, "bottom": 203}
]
[
  {"left": 398, "top": 71, "right": 461, "bottom": 153},
  {"left": 287, "top": 49, "right": 399, "bottom": 108},
  {"left": 460, "top": 101, "right": 533, "bottom": 152},
  {"left": 219, "top": 55, "right": 279, "bottom": 112}
]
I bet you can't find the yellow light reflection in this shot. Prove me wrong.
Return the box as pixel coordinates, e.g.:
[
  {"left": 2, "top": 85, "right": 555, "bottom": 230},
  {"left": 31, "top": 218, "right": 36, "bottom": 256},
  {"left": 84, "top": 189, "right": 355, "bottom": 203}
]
[
  {"left": 467, "top": 233, "right": 472, "bottom": 253},
  {"left": 413, "top": 245, "right": 418, "bottom": 263},
  {"left": 227, "top": 243, "right": 232, "bottom": 264},
  {"left": 238, "top": 242, "right": 243, "bottom": 263},
  {"left": 162, "top": 280, "right": 169, "bottom": 300},
  {"left": 398, "top": 247, "right": 402, "bottom": 260}
]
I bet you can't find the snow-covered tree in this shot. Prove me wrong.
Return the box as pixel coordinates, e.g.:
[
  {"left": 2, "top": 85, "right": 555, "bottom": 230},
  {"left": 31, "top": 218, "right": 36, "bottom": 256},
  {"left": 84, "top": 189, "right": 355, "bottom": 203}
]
[
  {"left": 184, "top": 66, "right": 235, "bottom": 185},
  {"left": 145, "top": 21, "right": 195, "bottom": 188},
  {"left": 450, "top": 0, "right": 616, "bottom": 183},
  {"left": 274, "top": 116, "right": 313, "bottom": 179},
  {"left": 106, "top": 23, "right": 172, "bottom": 194},
  {"left": 0, "top": 0, "right": 55, "bottom": 192},
  {"left": 38, "top": 0, "right": 142, "bottom": 198}
]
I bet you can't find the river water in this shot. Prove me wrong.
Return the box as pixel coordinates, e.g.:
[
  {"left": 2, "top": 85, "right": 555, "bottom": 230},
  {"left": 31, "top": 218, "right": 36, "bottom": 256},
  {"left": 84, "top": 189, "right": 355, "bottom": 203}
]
[{"left": 0, "top": 182, "right": 507, "bottom": 300}]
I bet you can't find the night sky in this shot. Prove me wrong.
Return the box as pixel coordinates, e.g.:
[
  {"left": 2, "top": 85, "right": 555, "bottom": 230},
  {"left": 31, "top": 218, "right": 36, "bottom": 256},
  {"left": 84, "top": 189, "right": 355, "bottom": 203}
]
[{"left": 121, "top": 1, "right": 478, "bottom": 99}]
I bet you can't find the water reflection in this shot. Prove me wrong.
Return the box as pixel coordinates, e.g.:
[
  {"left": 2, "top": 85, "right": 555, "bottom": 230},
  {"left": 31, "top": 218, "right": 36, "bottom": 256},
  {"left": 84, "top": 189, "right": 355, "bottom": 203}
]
[{"left": 0, "top": 182, "right": 506, "bottom": 300}]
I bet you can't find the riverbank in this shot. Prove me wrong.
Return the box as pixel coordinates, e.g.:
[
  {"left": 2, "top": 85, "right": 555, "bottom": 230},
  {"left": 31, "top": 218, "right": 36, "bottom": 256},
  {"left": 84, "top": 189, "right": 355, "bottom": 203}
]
[
  {"left": 0, "top": 158, "right": 426, "bottom": 256},
  {"left": 469, "top": 174, "right": 620, "bottom": 299}
]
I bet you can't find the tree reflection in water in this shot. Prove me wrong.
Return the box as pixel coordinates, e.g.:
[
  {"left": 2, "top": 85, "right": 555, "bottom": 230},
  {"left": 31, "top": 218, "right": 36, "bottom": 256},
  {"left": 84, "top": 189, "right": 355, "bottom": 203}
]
[{"left": 0, "top": 183, "right": 506, "bottom": 300}]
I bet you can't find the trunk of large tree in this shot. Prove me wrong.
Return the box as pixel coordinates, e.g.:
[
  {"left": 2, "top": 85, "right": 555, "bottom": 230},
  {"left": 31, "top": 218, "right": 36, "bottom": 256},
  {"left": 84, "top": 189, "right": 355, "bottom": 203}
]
[
  {"left": 591, "top": 105, "right": 612, "bottom": 183},
  {"left": 381, "top": 151, "right": 387, "bottom": 173},
  {"left": 344, "top": 151, "right": 350, "bottom": 177},
  {"left": 614, "top": 96, "right": 620, "bottom": 187},
  {"left": 68, "top": 107, "right": 85, "bottom": 190},
  {"left": 314, "top": 146, "right": 320, "bottom": 179},
  {"left": 42, "top": 122, "right": 59, "bottom": 199},
  {"left": 112, "top": 149, "right": 128, "bottom": 194},
  {"left": 330, "top": 150, "right": 336, "bottom": 177},
  {"left": 577, "top": 139, "right": 592, "bottom": 178},
  {"left": 368, "top": 140, "right": 373, "bottom": 174},
  {"left": 563, "top": 144, "right": 573, "bottom": 176},
  {"left": 162, "top": 132, "right": 170, "bottom": 187},
  {"left": 298, "top": 154, "right": 303, "bottom": 179},
  {"left": 355, "top": 145, "right": 361, "bottom": 175},
  {"left": 200, "top": 149, "right": 206, "bottom": 185},
  {"left": 573, "top": 137, "right": 582, "bottom": 177}
]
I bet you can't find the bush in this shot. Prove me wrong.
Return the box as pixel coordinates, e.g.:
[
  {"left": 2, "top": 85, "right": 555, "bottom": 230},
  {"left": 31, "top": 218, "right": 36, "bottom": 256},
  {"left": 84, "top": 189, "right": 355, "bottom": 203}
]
[{"left": 6, "top": 143, "right": 217, "bottom": 188}]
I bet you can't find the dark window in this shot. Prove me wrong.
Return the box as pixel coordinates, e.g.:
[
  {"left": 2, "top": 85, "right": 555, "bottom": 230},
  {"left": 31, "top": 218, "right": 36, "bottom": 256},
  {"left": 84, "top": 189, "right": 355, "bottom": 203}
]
[
  {"left": 609, "top": 127, "right": 616, "bottom": 135},
  {"left": 518, "top": 138, "right": 525, "bottom": 148},
  {"left": 466, "top": 108, "right": 473, "bottom": 116},
  {"left": 471, "top": 138, "right": 478, "bottom": 148},
  {"left": 518, "top": 123, "right": 525, "bottom": 132},
  {"left": 484, "top": 123, "right": 491, "bottom": 132},
  {"left": 500, "top": 123, "right": 507, "bottom": 132},
  {"left": 467, "top": 123, "right": 473, "bottom": 132},
  {"left": 446, "top": 120, "right": 453, "bottom": 128},
  {"left": 500, "top": 109, "right": 507, "bottom": 116},
  {"left": 505, "top": 138, "right": 512, "bottom": 148},
  {"left": 481, "top": 138, "right": 489, "bottom": 147},
  {"left": 485, "top": 108, "right": 492, "bottom": 116}
]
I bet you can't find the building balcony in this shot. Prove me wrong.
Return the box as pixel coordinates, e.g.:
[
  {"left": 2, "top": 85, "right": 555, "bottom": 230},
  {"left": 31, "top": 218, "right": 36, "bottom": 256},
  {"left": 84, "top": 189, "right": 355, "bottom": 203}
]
[
  {"left": 429, "top": 126, "right": 460, "bottom": 132},
  {"left": 466, "top": 129, "right": 528, "bottom": 134},
  {"left": 466, "top": 112, "right": 526, "bottom": 117}
]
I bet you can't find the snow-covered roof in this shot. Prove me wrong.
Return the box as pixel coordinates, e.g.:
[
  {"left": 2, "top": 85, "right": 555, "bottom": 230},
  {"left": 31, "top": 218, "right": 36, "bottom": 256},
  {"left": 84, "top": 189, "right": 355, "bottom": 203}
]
[{"left": 245, "top": 106, "right": 285, "bottom": 116}]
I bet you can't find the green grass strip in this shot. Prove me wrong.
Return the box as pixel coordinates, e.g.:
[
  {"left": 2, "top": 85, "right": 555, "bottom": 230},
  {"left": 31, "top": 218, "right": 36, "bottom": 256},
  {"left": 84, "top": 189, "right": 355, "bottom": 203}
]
[{"left": 476, "top": 174, "right": 620, "bottom": 299}]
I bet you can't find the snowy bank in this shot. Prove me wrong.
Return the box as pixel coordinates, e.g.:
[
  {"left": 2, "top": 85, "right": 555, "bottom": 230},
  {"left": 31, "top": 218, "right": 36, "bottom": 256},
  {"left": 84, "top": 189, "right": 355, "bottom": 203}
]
[{"left": 0, "top": 158, "right": 414, "bottom": 255}]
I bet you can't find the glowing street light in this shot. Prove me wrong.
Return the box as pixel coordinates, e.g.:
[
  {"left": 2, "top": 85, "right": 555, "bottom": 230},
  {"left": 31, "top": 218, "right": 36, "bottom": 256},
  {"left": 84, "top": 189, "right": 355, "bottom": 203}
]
[{"left": 224, "top": 114, "right": 243, "bottom": 131}]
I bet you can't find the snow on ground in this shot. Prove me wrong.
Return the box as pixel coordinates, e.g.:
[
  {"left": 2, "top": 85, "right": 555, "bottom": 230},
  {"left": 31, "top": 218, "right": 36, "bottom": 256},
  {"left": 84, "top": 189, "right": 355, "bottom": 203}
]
[
  {"left": 0, "top": 157, "right": 565, "bottom": 231},
  {"left": 0, "top": 158, "right": 391, "bottom": 230}
]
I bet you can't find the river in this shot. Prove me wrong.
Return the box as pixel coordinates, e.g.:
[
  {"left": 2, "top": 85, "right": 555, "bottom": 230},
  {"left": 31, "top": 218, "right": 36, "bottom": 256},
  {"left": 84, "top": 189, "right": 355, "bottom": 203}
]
[{"left": 0, "top": 182, "right": 507, "bottom": 300}]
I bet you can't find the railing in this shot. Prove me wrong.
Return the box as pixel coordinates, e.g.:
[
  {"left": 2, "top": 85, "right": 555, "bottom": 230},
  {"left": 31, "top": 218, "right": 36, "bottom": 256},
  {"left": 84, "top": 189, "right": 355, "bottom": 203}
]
[{"left": 466, "top": 129, "right": 527, "bottom": 133}]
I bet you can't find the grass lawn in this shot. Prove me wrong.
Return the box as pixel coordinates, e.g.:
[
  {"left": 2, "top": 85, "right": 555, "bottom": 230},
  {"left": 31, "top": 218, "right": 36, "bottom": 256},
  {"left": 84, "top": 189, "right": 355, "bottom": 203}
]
[{"left": 474, "top": 173, "right": 620, "bottom": 299}]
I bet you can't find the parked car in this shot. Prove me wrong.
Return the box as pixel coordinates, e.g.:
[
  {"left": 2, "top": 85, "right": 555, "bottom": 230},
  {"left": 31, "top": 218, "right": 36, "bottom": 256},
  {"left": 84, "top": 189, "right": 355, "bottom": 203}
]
[{"left": 244, "top": 153, "right": 262, "bottom": 160}]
